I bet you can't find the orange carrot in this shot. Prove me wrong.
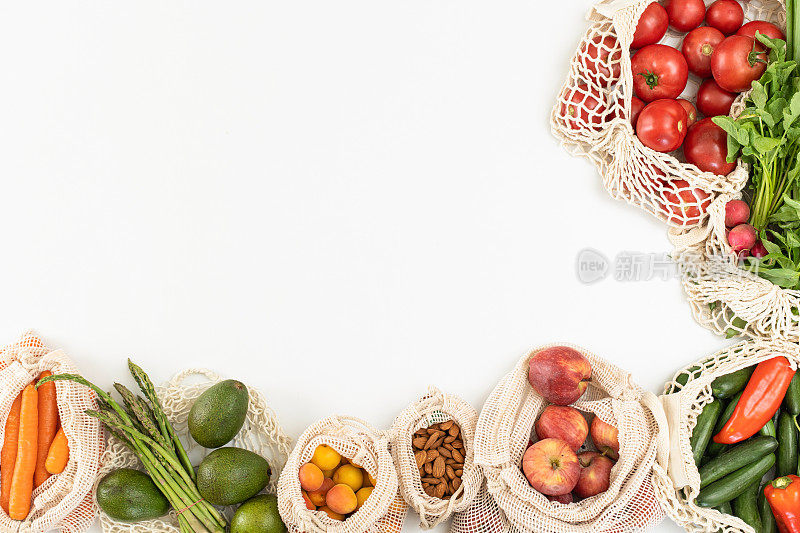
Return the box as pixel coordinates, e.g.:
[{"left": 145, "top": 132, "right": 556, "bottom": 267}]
[
  {"left": 44, "top": 427, "right": 68, "bottom": 475},
  {"left": 8, "top": 383, "right": 37, "bottom": 521},
  {"left": 34, "top": 371, "right": 58, "bottom": 489},
  {"left": 0, "top": 391, "right": 23, "bottom": 515}
]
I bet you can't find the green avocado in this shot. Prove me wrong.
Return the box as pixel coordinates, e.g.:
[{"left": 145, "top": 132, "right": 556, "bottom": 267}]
[
  {"left": 96, "top": 468, "right": 170, "bottom": 523},
  {"left": 197, "top": 447, "right": 271, "bottom": 506},
  {"left": 231, "top": 494, "right": 287, "bottom": 533},
  {"left": 189, "top": 379, "right": 249, "bottom": 448}
]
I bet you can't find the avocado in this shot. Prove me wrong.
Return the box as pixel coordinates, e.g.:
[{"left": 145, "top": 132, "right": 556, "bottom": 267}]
[
  {"left": 197, "top": 447, "right": 271, "bottom": 506},
  {"left": 96, "top": 468, "right": 170, "bottom": 522},
  {"left": 189, "top": 379, "right": 249, "bottom": 448},
  {"left": 231, "top": 494, "right": 287, "bottom": 533}
]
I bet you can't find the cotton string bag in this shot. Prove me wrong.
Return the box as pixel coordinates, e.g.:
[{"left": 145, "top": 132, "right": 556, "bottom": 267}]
[
  {"left": 277, "top": 415, "right": 407, "bottom": 533},
  {"left": 654, "top": 338, "right": 800, "bottom": 533},
  {"left": 390, "top": 387, "right": 483, "bottom": 529},
  {"left": 551, "top": 0, "right": 762, "bottom": 228},
  {"left": 96, "top": 368, "right": 292, "bottom": 533},
  {"left": 0, "top": 331, "right": 103, "bottom": 533},
  {"left": 474, "top": 344, "right": 668, "bottom": 533}
]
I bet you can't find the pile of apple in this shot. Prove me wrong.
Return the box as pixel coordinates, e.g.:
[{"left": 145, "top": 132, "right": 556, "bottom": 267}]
[{"left": 523, "top": 347, "right": 621, "bottom": 503}]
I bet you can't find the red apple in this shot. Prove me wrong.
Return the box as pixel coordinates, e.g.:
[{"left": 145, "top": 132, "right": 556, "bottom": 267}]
[
  {"left": 574, "top": 451, "right": 614, "bottom": 498},
  {"left": 528, "top": 346, "right": 592, "bottom": 405},
  {"left": 547, "top": 493, "right": 574, "bottom": 504},
  {"left": 522, "top": 438, "right": 581, "bottom": 496},
  {"left": 590, "top": 417, "right": 620, "bottom": 460},
  {"left": 535, "top": 405, "right": 589, "bottom": 452}
]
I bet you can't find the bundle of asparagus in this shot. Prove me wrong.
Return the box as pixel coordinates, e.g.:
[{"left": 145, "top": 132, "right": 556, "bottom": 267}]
[{"left": 38, "top": 360, "right": 227, "bottom": 533}]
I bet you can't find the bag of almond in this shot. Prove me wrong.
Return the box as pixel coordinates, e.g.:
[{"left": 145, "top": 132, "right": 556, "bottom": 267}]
[
  {"left": 551, "top": 0, "right": 756, "bottom": 228},
  {"left": 277, "top": 415, "right": 407, "bottom": 533},
  {"left": 390, "top": 387, "right": 483, "bottom": 529},
  {"left": 653, "top": 338, "right": 800, "bottom": 533},
  {"left": 473, "top": 344, "right": 669, "bottom": 533},
  {"left": 0, "top": 331, "right": 103, "bottom": 533}
]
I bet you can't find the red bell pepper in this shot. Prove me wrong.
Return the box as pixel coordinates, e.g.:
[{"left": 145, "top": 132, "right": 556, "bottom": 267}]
[
  {"left": 713, "top": 357, "right": 795, "bottom": 445},
  {"left": 766, "top": 475, "right": 800, "bottom": 533}
]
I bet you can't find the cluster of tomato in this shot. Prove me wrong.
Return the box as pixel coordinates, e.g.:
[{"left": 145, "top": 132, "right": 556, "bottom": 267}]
[{"left": 629, "top": 0, "right": 783, "bottom": 172}]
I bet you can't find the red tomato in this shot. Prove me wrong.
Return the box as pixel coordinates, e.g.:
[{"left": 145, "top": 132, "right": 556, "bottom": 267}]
[
  {"left": 631, "top": 44, "right": 689, "bottom": 102},
  {"left": 678, "top": 98, "right": 698, "bottom": 127},
  {"left": 582, "top": 35, "right": 622, "bottom": 85},
  {"left": 664, "top": 0, "right": 706, "bottom": 32},
  {"left": 631, "top": 97, "right": 645, "bottom": 129},
  {"left": 682, "top": 26, "right": 725, "bottom": 78},
  {"left": 632, "top": 3, "right": 669, "bottom": 49},
  {"left": 705, "top": 0, "right": 745, "bottom": 35},
  {"left": 737, "top": 21, "right": 785, "bottom": 41},
  {"left": 697, "top": 78, "right": 737, "bottom": 117},
  {"left": 684, "top": 118, "right": 737, "bottom": 175},
  {"left": 636, "top": 99, "right": 689, "bottom": 152},
  {"left": 661, "top": 179, "right": 712, "bottom": 225},
  {"left": 560, "top": 85, "right": 606, "bottom": 131},
  {"left": 711, "top": 35, "right": 768, "bottom": 93}
]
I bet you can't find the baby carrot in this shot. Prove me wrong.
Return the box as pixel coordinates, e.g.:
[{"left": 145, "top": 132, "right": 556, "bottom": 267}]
[
  {"left": 0, "top": 391, "right": 23, "bottom": 514},
  {"left": 8, "top": 383, "right": 38, "bottom": 521},
  {"left": 34, "top": 371, "right": 58, "bottom": 488},
  {"left": 44, "top": 427, "right": 68, "bottom": 475}
]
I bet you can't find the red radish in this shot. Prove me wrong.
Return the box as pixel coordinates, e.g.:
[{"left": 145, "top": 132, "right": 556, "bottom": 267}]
[
  {"left": 705, "top": 0, "right": 744, "bottom": 35},
  {"left": 751, "top": 240, "right": 768, "bottom": 258},
  {"left": 728, "top": 224, "right": 758, "bottom": 254},
  {"left": 725, "top": 200, "right": 750, "bottom": 228}
]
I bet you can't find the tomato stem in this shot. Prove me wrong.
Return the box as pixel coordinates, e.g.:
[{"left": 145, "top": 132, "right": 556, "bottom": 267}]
[{"left": 637, "top": 69, "right": 659, "bottom": 90}]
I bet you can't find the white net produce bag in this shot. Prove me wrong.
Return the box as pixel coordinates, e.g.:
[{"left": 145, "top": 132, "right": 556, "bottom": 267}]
[
  {"left": 96, "top": 368, "right": 292, "bottom": 533},
  {"left": 390, "top": 387, "right": 483, "bottom": 529},
  {"left": 665, "top": 0, "right": 792, "bottom": 343},
  {"left": 670, "top": 191, "right": 800, "bottom": 343},
  {"left": 277, "top": 415, "right": 407, "bottom": 533},
  {"left": 551, "top": 0, "right": 780, "bottom": 228},
  {"left": 0, "top": 331, "right": 103, "bottom": 533},
  {"left": 654, "top": 338, "right": 800, "bottom": 533},
  {"left": 473, "top": 344, "right": 669, "bottom": 533}
]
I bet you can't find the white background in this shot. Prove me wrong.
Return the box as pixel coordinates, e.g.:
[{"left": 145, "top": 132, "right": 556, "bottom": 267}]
[{"left": 0, "top": 1, "right": 731, "bottom": 532}]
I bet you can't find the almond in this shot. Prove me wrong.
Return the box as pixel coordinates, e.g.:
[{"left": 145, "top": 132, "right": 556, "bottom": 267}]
[
  {"left": 413, "top": 436, "right": 428, "bottom": 449},
  {"left": 415, "top": 450, "right": 427, "bottom": 468},
  {"left": 448, "top": 425, "right": 459, "bottom": 437},
  {"left": 433, "top": 456, "right": 446, "bottom": 478},
  {"left": 452, "top": 449, "right": 464, "bottom": 463},
  {"left": 434, "top": 482, "right": 446, "bottom": 499},
  {"left": 452, "top": 478, "right": 462, "bottom": 491},
  {"left": 440, "top": 420, "right": 454, "bottom": 431},
  {"left": 446, "top": 465, "right": 455, "bottom": 480},
  {"left": 438, "top": 447, "right": 452, "bottom": 458}
]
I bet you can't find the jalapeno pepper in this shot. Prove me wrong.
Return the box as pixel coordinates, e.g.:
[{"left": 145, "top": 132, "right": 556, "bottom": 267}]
[
  {"left": 765, "top": 475, "right": 800, "bottom": 533},
  {"left": 714, "top": 357, "right": 796, "bottom": 445}
]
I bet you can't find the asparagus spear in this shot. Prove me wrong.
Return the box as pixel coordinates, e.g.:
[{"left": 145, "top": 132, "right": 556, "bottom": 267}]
[{"left": 37, "top": 372, "right": 226, "bottom": 533}]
